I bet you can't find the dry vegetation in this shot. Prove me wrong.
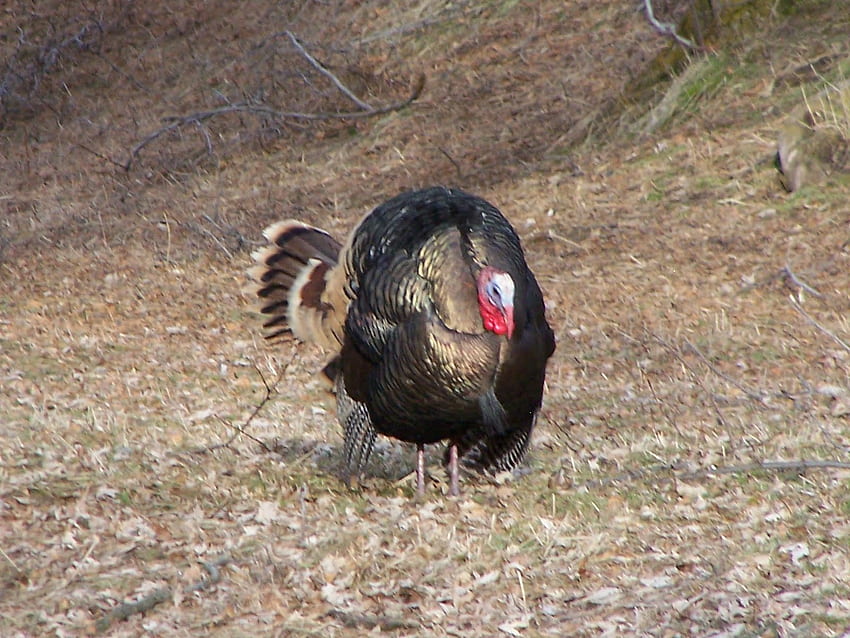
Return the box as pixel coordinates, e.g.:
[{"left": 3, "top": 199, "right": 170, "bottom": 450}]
[{"left": 2, "top": 0, "right": 850, "bottom": 636}]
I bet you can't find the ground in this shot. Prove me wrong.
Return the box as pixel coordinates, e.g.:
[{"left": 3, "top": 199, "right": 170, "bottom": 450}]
[{"left": 2, "top": 1, "right": 850, "bottom": 636}]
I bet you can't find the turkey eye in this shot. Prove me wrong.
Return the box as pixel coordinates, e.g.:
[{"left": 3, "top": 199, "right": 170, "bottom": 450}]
[{"left": 487, "top": 283, "right": 501, "bottom": 304}]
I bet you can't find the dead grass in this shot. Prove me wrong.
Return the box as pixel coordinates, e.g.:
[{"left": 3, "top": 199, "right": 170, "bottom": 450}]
[{"left": 2, "top": 0, "right": 850, "bottom": 636}]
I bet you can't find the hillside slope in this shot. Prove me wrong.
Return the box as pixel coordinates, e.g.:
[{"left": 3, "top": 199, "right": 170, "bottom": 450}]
[{"left": 2, "top": 1, "right": 850, "bottom": 635}]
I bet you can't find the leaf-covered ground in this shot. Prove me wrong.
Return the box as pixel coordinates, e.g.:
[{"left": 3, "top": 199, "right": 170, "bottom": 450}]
[{"left": 2, "top": 1, "right": 850, "bottom": 636}]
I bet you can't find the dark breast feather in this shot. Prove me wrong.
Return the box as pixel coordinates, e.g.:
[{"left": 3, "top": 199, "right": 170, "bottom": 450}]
[
  {"left": 344, "top": 249, "right": 425, "bottom": 362},
  {"left": 363, "top": 310, "right": 502, "bottom": 444},
  {"left": 339, "top": 186, "right": 553, "bottom": 456}
]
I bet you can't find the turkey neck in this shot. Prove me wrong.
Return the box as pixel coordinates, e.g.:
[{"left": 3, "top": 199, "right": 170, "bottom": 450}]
[{"left": 417, "top": 228, "right": 486, "bottom": 335}]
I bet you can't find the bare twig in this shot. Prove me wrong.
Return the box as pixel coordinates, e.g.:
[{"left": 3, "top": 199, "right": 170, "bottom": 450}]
[
  {"left": 326, "top": 609, "right": 419, "bottom": 631},
  {"left": 193, "top": 119, "right": 215, "bottom": 157},
  {"left": 817, "top": 419, "right": 850, "bottom": 455},
  {"left": 95, "top": 555, "right": 231, "bottom": 634},
  {"left": 214, "top": 412, "right": 271, "bottom": 452},
  {"left": 125, "top": 74, "right": 425, "bottom": 170},
  {"left": 682, "top": 339, "right": 769, "bottom": 403},
  {"left": 190, "top": 215, "right": 235, "bottom": 259},
  {"left": 436, "top": 146, "right": 463, "bottom": 179},
  {"left": 781, "top": 264, "right": 824, "bottom": 298},
  {"left": 191, "top": 351, "right": 298, "bottom": 455},
  {"left": 575, "top": 459, "right": 850, "bottom": 490},
  {"left": 185, "top": 555, "right": 230, "bottom": 593},
  {"left": 95, "top": 587, "right": 170, "bottom": 633},
  {"left": 0, "top": 545, "right": 22, "bottom": 573},
  {"left": 1, "top": 14, "right": 122, "bottom": 119},
  {"left": 535, "top": 230, "right": 586, "bottom": 251},
  {"left": 73, "top": 141, "right": 127, "bottom": 170},
  {"left": 790, "top": 297, "right": 850, "bottom": 354},
  {"left": 642, "top": 0, "right": 698, "bottom": 50},
  {"left": 708, "top": 390, "right": 761, "bottom": 458},
  {"left": 285, "top": 31, "right": 372, "bottom": 111},
  {"left": 194, "top": 213, "right": 251, "bottom": 255},
  {"left": 190, "top": 361, "right": 289, "bottom": 454},
  {"left": 95, "top": 51, "right": 151, "bottom": 93},
  {"left": 354, "top": 3, "right": 469, "bottom": 45},
  {"left": 630, "top": 333, "right": 686, "bottom": 438}
]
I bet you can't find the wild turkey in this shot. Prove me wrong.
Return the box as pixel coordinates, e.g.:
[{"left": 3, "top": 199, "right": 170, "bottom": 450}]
[{"left": 249, "top": 187, "right": 555, "bottom": 494}]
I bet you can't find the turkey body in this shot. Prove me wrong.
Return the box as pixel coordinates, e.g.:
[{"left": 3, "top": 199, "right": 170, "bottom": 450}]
[{"left": 249, "top": 187, "right": 555, "bottom": 493}]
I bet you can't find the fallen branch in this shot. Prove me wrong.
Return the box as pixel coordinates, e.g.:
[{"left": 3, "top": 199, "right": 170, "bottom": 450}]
[
  {"left": 1, "top": 16, "right": 108, "bottom": 115},
  {"left": 185, "top": 556, "right": 227, "bottom": 593},
  {"left": 285, "top": 31, "right": 372, "bottom": 111},
  {"left": 125, "top": 73, "right": 425, "bottom": 170},
  {"left": 781, "top": 264, "right": 824, "bottom": 298},
  {"left": 790, "top": 297, "right": 850, "bottom": 354},
  {"left": 188, "top": 215, "right": 236, "bottom": 260},
  {"left": 94, "top": 587, "right": 170, "bottom": 633},
  {"left": 95, "top": 555, "right": 230, "bottom": 634},
  {"left": 326, "top": 609, "right": 419, "bottom": 631},
  {"left": 353, "top": 1, "right": 471, "bottom": 45},
  {"left": 681, "top": 339, "right": 769, "bottom": 403},
  {"left": 574, "top": 459, "right": 850, "bottom": 490},
  {"left": 191, "top": 360, "right": 290, "bottom": 454},
  {"left": 642, "top": 0, "right": 698, "bottom": 50},
  {"left": 0, "top": 545, "right": 23, "bottom": 578}
]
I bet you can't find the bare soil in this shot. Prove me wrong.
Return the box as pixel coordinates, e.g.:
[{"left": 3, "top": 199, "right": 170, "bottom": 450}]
[{"left": 2, "top": 1, "right": 850, "bottom": 636}]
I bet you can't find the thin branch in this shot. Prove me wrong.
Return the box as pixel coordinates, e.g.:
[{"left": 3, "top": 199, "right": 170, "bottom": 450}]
[
  {"left": 213, "top": 412, "right": 270, "bottom": 452},
  {"left": 816, "top": 418, "right": 850, "bottom": 455},
  {"left": 73, "top": 141, "right": 127, "bottom": 170},
  {"left": 681, "top": 339, "right": 769, "bottom": 403},
  {"left": 326, "top": 609, "right": 419, "bottom": 631},
  {"left": 575, "top": 459, "right": 850, "bottom": 490},
  {"left": 2, "top": 19, "right": 104, "bottom": 93},
  {"left": 790, "top": 297, "right": 850, "bottom": 354},
  {"left": 643, "top": 0, "right": 698, "bottom": 50},
  {"left": 95, "top": 555, "right": 231, "bottom": 634},
  {"left": 781, "top": 264, "right": 824, "bottom": 298},
  {"left": 636, "top": 354, "right": 683, "bottom": 438},
  {"left": 0, "top": 545, "right": 22, "bottom": 573},
  {"left": 95, "top": 51, "right": 151, "bottom": 93},
  {"left": 285, "top": 30, "right": 372, "bottom": 111},
  {"left": 193, "top": 119, "right": 215, "bottom": 157},
  {"left": 189, "top": 355, "right": 295, "bottom": 455},
  {"left": 95, "top": 587, "right": 170, "bottom": 633},
  {"left": 196, "top": 213, "right": 251, "bottom": 255},
  {"left": 125, "top": 73, "right": 424, "bottom": 170},
  {"left": 185, "top": 556, "right": 229, "bottom": 593},
  {"left": 531, "top": 230, "right": 587, "bottom": 251},
  {"left": 436, "top": 145, "right": 463, "bottom": 179},
  {"left": 353, "top": 3, "right": 467, "bottom": 45},
  {"left": 190, "top": 215, "right": 234, "bottom": 259}
]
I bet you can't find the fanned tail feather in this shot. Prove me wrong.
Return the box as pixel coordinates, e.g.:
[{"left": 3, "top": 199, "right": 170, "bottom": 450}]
[{"left": 247, "top": 220, "right": 345, "bottom": 348}]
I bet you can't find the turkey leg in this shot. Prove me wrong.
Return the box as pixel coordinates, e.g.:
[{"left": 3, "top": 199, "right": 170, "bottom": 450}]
[
  {"left": 448, "top": 443, "right": 459, "bottom": 496},
  {"left": 416, "top": 444, "right": 426, "bottom": 494}
]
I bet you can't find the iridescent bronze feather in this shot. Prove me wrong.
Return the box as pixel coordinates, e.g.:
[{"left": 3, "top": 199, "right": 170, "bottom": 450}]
[{"left": 248, "top": 187, "right": 555, "bottom": 495}]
